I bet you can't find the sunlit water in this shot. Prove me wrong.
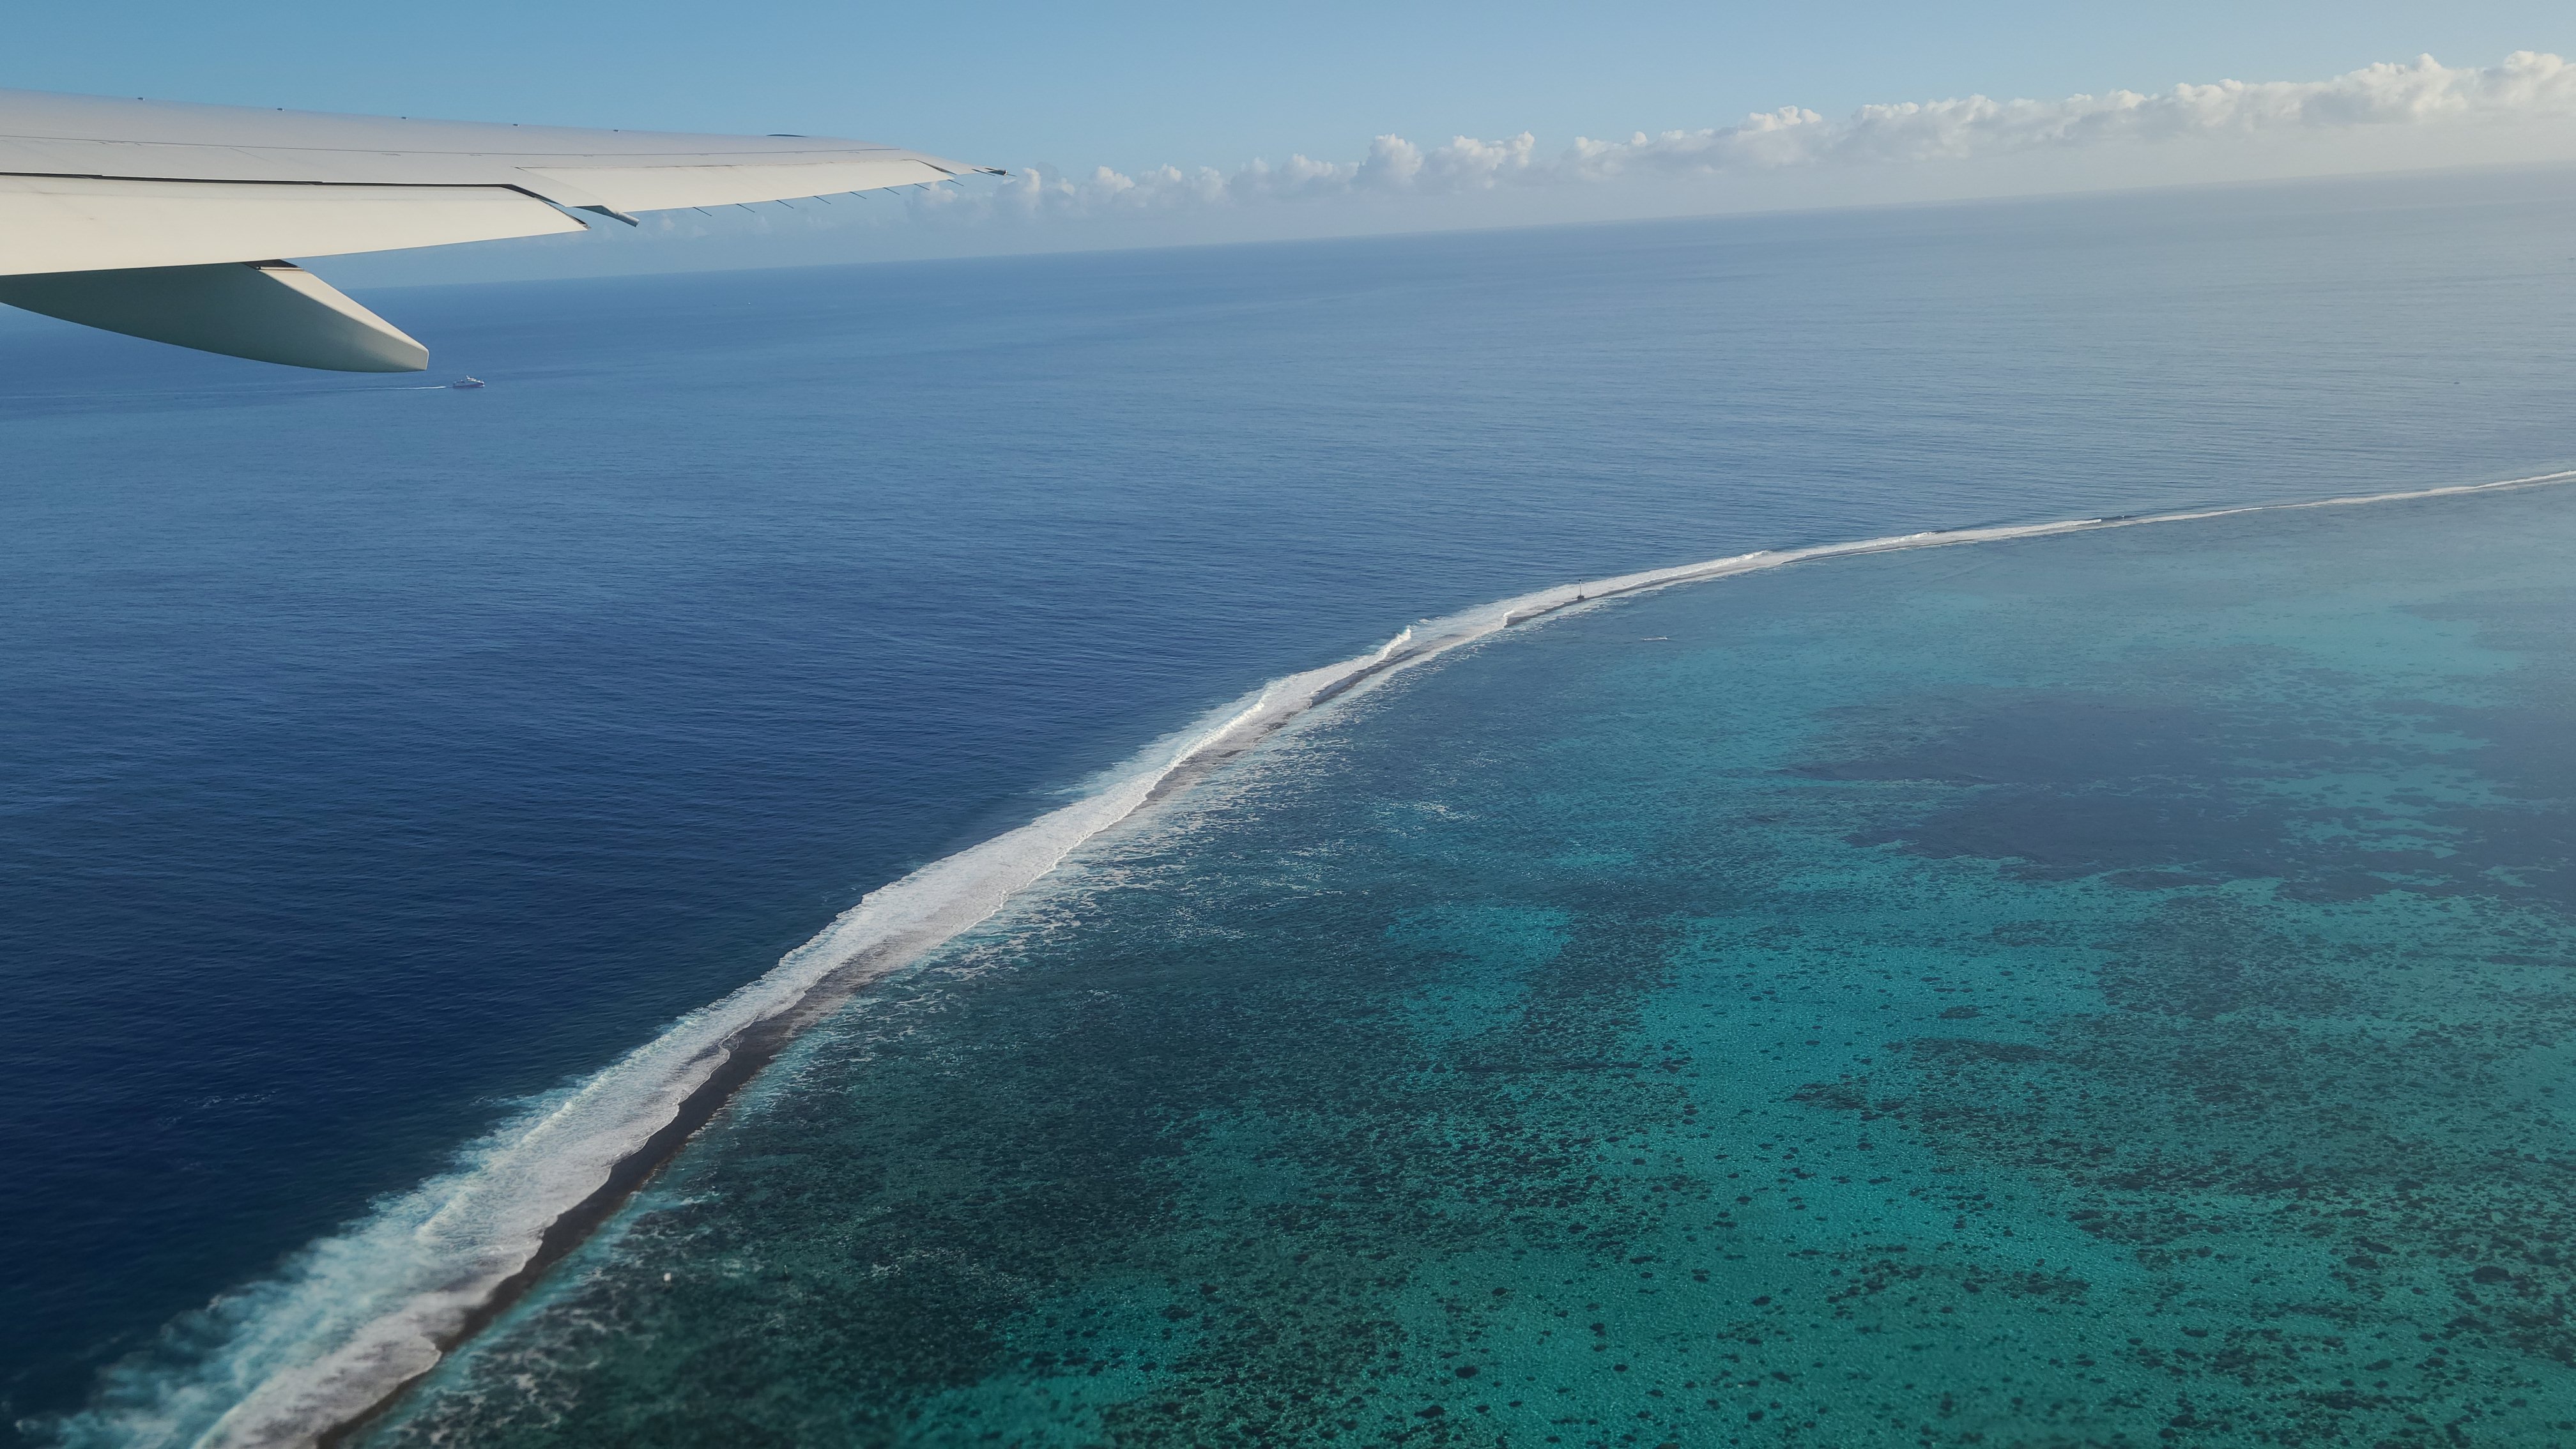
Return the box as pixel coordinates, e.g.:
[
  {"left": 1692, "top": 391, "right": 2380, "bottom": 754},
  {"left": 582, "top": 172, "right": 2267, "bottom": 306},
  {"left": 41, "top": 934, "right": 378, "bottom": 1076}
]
[
  {"left": 377, "top": 480, "right": 2576, "bottom": 1448},
  {"left": 8, "top": 166, "right": 2576, "bottom": 1445}
]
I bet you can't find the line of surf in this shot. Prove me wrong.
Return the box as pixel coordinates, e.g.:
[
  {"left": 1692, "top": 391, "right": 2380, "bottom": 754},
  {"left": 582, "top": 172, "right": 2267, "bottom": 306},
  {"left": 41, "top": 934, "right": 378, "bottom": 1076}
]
[{"left": 75, "top": 465, "right": 2576, "bottom": 1449}]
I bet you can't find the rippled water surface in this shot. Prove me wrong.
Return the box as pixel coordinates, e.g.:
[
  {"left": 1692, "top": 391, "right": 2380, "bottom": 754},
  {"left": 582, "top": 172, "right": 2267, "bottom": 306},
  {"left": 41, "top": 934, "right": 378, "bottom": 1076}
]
[
  {"left": 383, "top": 484, "right": 2576, "bottom": 1447},
  {"left": 8, "top": 167, "right": 2576, "bottom": 1444}
]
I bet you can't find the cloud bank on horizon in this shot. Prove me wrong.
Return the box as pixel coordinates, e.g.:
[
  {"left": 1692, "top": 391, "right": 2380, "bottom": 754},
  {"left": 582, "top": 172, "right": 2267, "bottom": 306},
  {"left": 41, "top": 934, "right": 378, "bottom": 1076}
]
[
  {"left": 319, "top": 48, "right": 2576, "bottom": 284},
  {"left": 916, "top": 50, "right": 2576, "bottom": 223}
]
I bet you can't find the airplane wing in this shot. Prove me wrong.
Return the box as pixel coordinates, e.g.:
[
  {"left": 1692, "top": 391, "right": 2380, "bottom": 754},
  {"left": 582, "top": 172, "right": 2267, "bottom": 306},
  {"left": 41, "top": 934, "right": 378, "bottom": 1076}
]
[{"left": 0, "top": 89, "right": 992, "bottom": 372}]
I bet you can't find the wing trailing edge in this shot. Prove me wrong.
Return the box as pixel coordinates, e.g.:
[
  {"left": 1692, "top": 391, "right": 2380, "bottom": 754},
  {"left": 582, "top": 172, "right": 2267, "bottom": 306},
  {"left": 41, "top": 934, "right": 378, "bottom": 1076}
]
[{"left": 0, "top": 174, "right": 585, "bottom": 276}]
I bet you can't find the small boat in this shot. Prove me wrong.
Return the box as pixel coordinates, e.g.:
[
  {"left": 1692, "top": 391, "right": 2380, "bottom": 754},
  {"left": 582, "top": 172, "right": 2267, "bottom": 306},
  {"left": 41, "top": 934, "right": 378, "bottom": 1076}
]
[{"left": 449, "top": 376, "right": 486, "bottom": 389}]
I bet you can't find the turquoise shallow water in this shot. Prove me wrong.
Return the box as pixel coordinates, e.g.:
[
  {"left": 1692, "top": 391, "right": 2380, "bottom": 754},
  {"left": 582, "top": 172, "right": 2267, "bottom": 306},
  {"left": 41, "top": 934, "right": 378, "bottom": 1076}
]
[
  {"left": 357, "top": 482, "right": 2576, "bottom": 1446},
  {"left": 49, "top": 176, "right": 2576, "bottom": 1435}
]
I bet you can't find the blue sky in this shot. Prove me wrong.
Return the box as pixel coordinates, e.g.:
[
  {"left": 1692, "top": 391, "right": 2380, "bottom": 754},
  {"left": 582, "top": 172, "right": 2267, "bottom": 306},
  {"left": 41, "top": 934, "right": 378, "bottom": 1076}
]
[
  {"left": 11, "top": 2, "right": 2576, "bottom": 278},
  {"left": 9, "top": 1, "right": 2566, "bottom": 171}
]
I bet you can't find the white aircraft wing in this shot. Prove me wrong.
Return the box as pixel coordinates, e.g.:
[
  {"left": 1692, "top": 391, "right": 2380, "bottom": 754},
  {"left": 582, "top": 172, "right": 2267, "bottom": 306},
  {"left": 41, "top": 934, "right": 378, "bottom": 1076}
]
[{"left": 0, "top": 89, "right": 991, "bottom": 372}]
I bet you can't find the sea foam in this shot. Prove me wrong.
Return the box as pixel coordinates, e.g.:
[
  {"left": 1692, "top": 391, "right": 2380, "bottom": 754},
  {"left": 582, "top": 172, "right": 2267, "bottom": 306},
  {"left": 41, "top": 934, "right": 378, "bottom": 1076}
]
[{"left": 57, "top": 467, "right": 2576, "bottom": 1448}]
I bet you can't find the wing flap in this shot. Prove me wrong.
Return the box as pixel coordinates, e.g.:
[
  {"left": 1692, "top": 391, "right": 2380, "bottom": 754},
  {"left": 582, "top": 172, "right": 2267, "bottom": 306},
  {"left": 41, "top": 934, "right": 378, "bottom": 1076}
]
[
  {"left": 0, "top": 175, "right": 583, "bottom": 276},
  {"left": 518, "top": 157, "right": 951, "bottom": 212},
  {"left": 0, "top": 88, "right": 984, "bottom": 205}
]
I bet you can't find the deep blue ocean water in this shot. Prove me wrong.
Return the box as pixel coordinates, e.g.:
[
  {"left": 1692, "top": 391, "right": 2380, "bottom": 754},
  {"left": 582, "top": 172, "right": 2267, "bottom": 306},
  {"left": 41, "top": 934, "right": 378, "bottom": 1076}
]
[{"left": 6, "top": 165, "right": 2576, "bottom": 1445}]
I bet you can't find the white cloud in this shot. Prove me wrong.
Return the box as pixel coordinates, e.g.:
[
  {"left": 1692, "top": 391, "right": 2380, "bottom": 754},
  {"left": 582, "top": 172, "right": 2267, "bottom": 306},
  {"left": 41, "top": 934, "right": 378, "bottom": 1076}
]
[
  {"left": 312, "top": 49, "right": 2576, "bottom": 285},
  {"left": 912, "top": 51, "right": 2576, "bottom": 225}
]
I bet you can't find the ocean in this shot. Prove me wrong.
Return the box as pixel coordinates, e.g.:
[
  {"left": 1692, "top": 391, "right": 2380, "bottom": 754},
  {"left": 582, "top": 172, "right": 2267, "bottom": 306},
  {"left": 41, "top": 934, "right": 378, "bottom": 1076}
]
[{"left": 6, "top": 165, "right": 2576, "bottom": 1446}]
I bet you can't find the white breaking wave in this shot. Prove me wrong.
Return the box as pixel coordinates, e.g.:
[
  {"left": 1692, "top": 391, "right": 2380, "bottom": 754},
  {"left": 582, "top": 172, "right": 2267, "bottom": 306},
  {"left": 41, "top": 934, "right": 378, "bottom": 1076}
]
[{"left": 54, "top": 466, "right": 2576, "bottom": 1449}]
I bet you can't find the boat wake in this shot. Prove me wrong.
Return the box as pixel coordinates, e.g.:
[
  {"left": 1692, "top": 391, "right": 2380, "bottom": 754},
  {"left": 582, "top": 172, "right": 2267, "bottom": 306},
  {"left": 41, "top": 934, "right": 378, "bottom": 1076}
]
[{"left": 54, "top": 466, "right": 2576, "bottom": 1448}]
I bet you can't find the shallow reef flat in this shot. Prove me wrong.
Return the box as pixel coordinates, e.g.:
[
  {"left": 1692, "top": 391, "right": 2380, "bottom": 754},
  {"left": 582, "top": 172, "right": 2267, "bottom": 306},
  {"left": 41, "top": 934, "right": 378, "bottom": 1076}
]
[{"left": 375, "top": 484, "right": 2576, "bottom": 1448}]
